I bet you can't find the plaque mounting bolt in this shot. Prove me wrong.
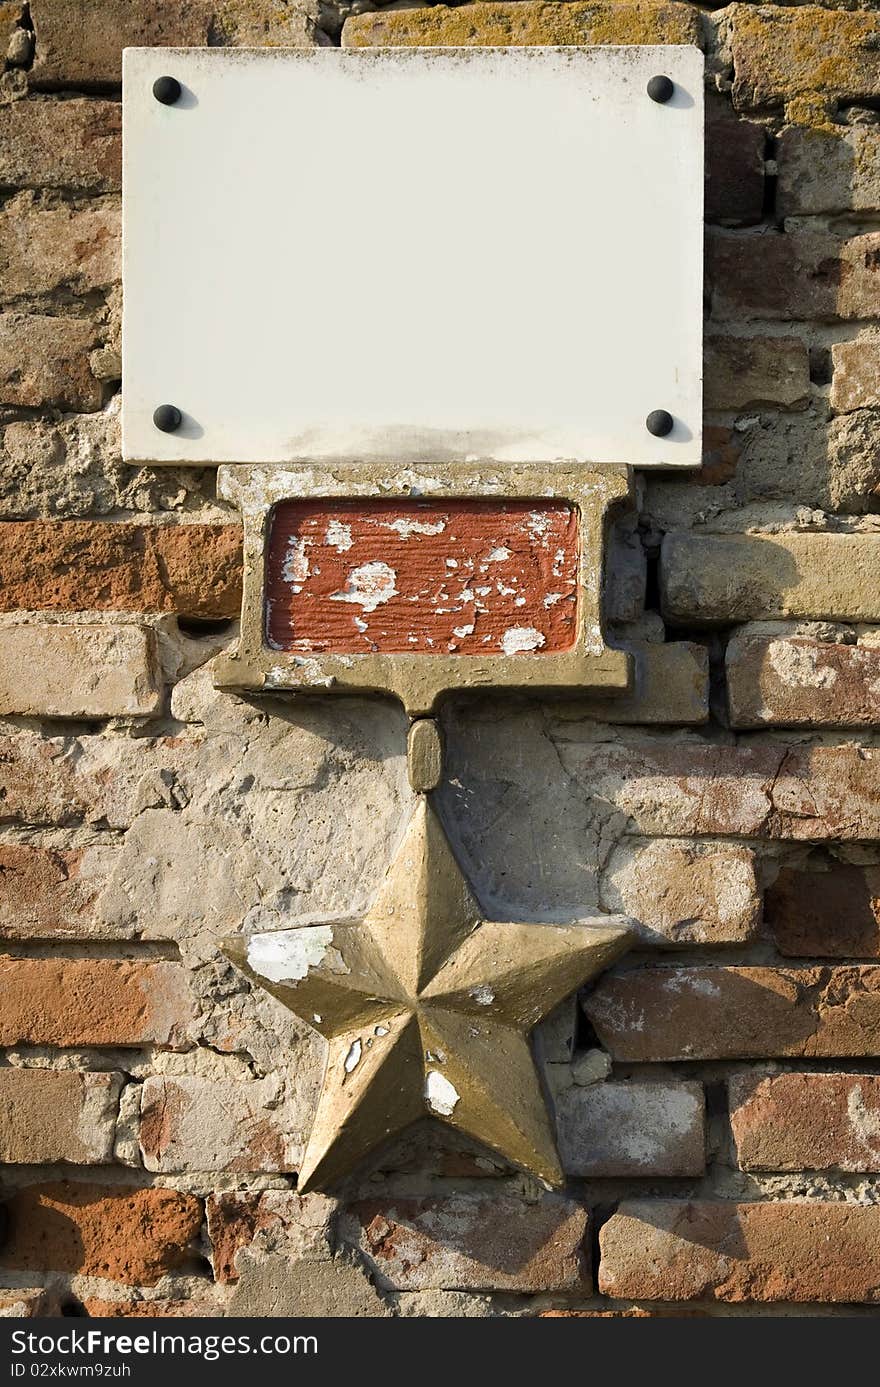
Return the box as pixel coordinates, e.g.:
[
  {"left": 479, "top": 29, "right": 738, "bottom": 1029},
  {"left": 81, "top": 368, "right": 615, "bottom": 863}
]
[
  {"left": 153, "top": 75, "right": 182, "bottom": 106},
  {"left": 647, "top": 75, "right": 674, "bottom": 104},
  {"left": 153, "top": 404, "right": 183, "bottom": 433},
  {"left": 646, "top": 409, "right": 674, "bottom": 437}
]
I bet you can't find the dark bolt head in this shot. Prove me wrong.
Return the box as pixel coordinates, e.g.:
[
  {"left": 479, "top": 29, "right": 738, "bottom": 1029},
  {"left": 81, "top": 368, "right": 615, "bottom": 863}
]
[
  {"left": 646, "top": 409, "right": 674, "bottom": 437},
  {"left": 153, "top": 404, "right": 183, "bottom": 433},
  {"left": 647, "top": 75, "right": 675, "bottom": 104},
  {"left": 153, "top": 75, "right": 182, "bottom": 106}
]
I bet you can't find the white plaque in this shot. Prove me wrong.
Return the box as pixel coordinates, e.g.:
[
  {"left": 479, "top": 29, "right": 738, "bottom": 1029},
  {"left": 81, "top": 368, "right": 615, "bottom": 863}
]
[{"left": 122, "top": 46, "right": 704, "bottom": 467}]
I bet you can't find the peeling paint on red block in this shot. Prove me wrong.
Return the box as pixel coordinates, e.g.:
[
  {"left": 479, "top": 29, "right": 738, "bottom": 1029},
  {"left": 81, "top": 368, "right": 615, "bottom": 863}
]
[{"left": 265, "top": 501, "right": 579, "bottom": 655}]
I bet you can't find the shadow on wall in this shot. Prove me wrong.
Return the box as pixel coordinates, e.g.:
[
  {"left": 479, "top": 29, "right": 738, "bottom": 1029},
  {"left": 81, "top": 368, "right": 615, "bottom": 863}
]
[
  {"left": 436, "top": 697, "right": 609, "bottom": 921},
  {"left": 247, "top": 691, "right": 408, "bottom": 768}
]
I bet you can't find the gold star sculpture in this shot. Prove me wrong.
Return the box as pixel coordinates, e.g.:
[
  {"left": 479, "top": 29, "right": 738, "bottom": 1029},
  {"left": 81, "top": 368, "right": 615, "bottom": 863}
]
[{"left": 224, "top": 798, "right": 631, "bottom": 1192}]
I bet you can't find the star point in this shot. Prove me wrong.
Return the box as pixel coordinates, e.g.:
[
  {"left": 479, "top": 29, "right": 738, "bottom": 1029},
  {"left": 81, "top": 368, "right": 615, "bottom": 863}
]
[{"left": 224, "top": 797, "right": 632, "bottom": 1191}]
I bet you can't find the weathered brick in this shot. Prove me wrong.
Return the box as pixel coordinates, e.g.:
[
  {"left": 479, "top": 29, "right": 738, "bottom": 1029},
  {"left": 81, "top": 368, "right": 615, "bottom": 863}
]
[
  {"left": 661, "top": 532, "right": 880, "bottom": 624},
  {"left": 0, "top": 624, "right": 161, "bottom": 718},
  {"left": 0, "top": 313, "right": 101, "bottom": 411},
  {"left": 0, "top": 733, "right": 182, "bottom": 829},
  {"left": 704, "top": 336, "right": 809, "bottom": 410},
  {"left": 647, "top": 408, "right": 880, "bottom": 521},
  {"left": 600, "top": 839, "right": 760, "bottom": 946},
  {"left": 0, "top": 959, "right": 191, "bottom": 1047},
  {"left": 556, "top": 740, "right": 880, "bottom": 841},
  {"left": 766, "top": 862, "right": 880, "bottom": 958},
  {"left": 555, "top": 1080, "right": 705, "bottom": 1177},
  {"left": 730, "top": 1072, "right": 880, "bottom": 1173},
  {"left": 0, "top": 522, "right": 242, "bottom": 616},
  {"left": 0, "top": 412, "right": 219, "bottom": 522},
  {"left": 0, "top": 99, "right": 121, "bottom": 193},
  {"left": 727, "top": 632, "right": 880, "bottom": 729},
  {"left": 586, "top": 965, "right": 880, "bottom": 1061},
  {"left": 0, "top": 1289, "right": 58, "bottom": 1317},
  {"left": 0, "top": 1068, "right": 121, "bottom": 1164},
  {"left": 29, "top": 0, "right": 320, "bottom": 87},
  {"left": 530, "top": 1003, "right": 577, "bottom": 1073},
  {"left": 29, "top": 0, "right": 207, "bottom": 86},
  {"left": 729, "top": 5, "right": 880, "bottom": 116},
  {"left": 831, "top": 338, "right": 880, "bottom": 414},
  {"left": 343, "top": 1, "right": 703, "bottom": 49},
  {"left": 139, "top": 1076, "right": 303, "bottom": 1173},
  {"left": 340, "top": 1195, "right": 589, "bottom": 1292},
  {"left": 778, "top": 124, "right": 880, "bottom": 218},
  {"left": 0, "top": 1182, "right": 202, "bottom": 1286},
  {"left": 0, "top": 193, "right": 119, "bottom": 302},
  {"left": 698, "top": 424, "right": 744, "bottom": 485},
  {"left": 606, "top": 522, "right": 647, "bottom": 625},
  {"left": 540, "top": 1306, "right": 702, "bottom": 1318},
  {"left": 708, "top": 232, "right": 880, "bottom": 323},
  {"left": 206, "top": 1190, "right": 334, "bottom": 1283},
  {"left": 80, "top": 1298, "right": 220, "bottom": 1317},
  {"left": 571, "top": 642, "right": 709, "bottom": 726},
  {"left": 705, "top": 104, "right": 765, "bottom": 228},
  {"left": 600, "top": 1200, "right": 880, "bottom": 1303},
  {"left": 0, "top": 844, "right": 115, "bottom": 940}
]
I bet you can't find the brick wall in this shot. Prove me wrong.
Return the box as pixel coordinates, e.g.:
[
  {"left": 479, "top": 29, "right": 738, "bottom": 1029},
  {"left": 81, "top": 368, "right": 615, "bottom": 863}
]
[{"left": 0, "top": 0, "right": 879, "bottom": 1319}]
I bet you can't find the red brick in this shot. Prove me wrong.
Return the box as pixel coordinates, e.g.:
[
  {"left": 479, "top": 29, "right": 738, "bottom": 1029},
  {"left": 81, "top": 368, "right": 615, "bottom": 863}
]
[
  {"left": 730, "top": 1072, "right": 880, "bottom": 1173},
  {"left": 0, "top": 958, "right": 191, "bottom": 1047},
  {"left": 708, "top": 232, "right": 880, "bottom": 323},
  {"left": 0, "top": 99, "right": 121, "bottom": 193},
  {"left": 600, "top": 1200, "right": 880, "bottom": 1303},
  {"left": 0, "top": 522, "right": 242, "bottom": 616},
  {"left": 267, "top": 500, "right": 578, "bottom": 656},
  {"left": 766, "top": 863, "right": 880, "bottom": 958},
  {"left": 0, "top": 845, "right": 107, "bottom": 939},
  {"left": 0, "top": 1068, "right": 120, "bottom": 1163},
  {"left": 0, "top": 313, "right": 101, "bottom": 411},
  {"left": 585, "top": 965, "right": 880, "bottom": 1061},
  {"left": 0, "top": 1289, "right": 59, "bottom": 1316},
  {"left": 29, "top": 0, "right": 209, "bottom": 87},
  {"left": 727, "top": 634, "right": 880, "bottom": 729},
  {"left": 0, "top": 1182, "right": 202, "bottom": 1286},
  {"left": 341, "top": 1195, "right": 589, "bottom": 1292}
]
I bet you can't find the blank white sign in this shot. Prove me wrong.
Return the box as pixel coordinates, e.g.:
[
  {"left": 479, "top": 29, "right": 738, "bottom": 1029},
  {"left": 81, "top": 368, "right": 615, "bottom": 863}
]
[{"left": 122, "top": 46, "right": 704, "bottom": 467}]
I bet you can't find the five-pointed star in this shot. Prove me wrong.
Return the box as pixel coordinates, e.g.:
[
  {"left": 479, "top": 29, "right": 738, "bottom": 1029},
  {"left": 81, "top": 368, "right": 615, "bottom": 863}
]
[{"left": 224, "top": 798, "right": 631, "bottom": 1192}]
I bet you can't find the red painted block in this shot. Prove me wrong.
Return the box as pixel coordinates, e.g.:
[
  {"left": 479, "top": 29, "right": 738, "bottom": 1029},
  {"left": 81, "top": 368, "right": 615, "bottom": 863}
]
[{"left": 265, "top": 500, "right": 579, "bottom": 655}]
